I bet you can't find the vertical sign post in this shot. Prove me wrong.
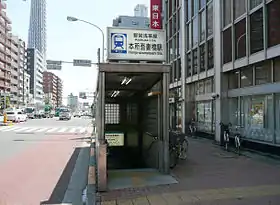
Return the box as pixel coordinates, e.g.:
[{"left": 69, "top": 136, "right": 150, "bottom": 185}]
[{"left": 150, "top": 0, "right": 162, "bottom": 30}]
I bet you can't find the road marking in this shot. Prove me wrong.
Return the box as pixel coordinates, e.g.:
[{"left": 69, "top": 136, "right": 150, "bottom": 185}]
[
  {"left": 0, "top": 126, "right": 14, "bottom": 131},
  {"left": 1, "top": 127, "right": 22, "bottom": 132},
  {"left": 57, "top": 128, "right": 68, "bottom": 133},
  {"left": 79, "top": 127, "right": 86, "bottom": 133},
  {"left": 46, "top": 127, "right": 60, "bottom": 133},
  {"left": 14, "top": 127, "right": 33, "bottom": 132},
  {"left": 69, "top": 127, "right": 77, "bottom": 133},
  {"left": 34, "top": 127, "right": 49, "bottom": 132}
]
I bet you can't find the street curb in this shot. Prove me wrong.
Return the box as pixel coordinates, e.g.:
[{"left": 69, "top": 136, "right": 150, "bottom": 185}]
[{"left": 87, "top": 141, "right": 96, "bottom": 205}]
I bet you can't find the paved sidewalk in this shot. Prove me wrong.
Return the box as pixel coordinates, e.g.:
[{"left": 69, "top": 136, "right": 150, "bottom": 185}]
[{"left": 99, "top": 138, "right": 280, "bottom": 205}]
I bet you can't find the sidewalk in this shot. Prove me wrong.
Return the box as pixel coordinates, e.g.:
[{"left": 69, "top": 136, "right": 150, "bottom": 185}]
[{"left": 99, "top": 138, "right": 280, "bottom": 205}]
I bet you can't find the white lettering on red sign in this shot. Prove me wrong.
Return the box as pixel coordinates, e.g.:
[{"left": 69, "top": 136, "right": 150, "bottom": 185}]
[{"left": 150, "top": 0, "right": 162, "bottom": 29}]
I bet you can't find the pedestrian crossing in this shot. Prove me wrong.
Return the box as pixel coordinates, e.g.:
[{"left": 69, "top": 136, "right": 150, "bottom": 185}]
[{"left": 0, "top": 126, "right": 91, "bottom": 134}]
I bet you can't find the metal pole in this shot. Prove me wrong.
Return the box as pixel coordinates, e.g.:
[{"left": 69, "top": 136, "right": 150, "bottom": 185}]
[
  {"left": 23, "top": 65, "right": 25, "bottom": 105},
  {"left": 77, "top": 19, "right": 105, "bottom": 62}
]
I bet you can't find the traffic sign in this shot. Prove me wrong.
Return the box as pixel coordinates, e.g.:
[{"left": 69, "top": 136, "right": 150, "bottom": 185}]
[
  {"left": 73, "top": 59, "right": 92, "bottom": 67},
  {"left": 46, "top": 60, "right": 62, "bottom": 65},
  {"left": 47, "top": 64, "right": 62, "bottom": 70},
  {"left": 46, "top": 60, "right": 62, "bottom": 70}
]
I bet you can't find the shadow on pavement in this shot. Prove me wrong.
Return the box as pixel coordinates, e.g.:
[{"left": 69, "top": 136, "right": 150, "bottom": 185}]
[{"left": 40, "top": 147, "right": 81, "bottom": 204}]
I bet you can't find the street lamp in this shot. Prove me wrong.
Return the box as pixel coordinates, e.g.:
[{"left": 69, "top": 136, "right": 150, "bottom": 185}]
[{"left": 67, "top": 16, "right": 105, "bottom": 62}]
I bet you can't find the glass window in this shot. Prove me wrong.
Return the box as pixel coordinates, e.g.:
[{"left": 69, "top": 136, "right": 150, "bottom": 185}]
[
  {"left": 187, "top": 53, "right": 192, "bottom": 77},
  {"left": 274, "top": 57, "right": 280, "bottom": 82},
  {"left": 250, "top": 8, "right": 264, "bottom": 54},
  {"left": 200, "top": 44, "right": 206, "bottom": 72},
  {"left": 275, "top": 94, "right": 280, "bottom": 144},
  {"left": 192, "top": 16, "right": 199, "bottom": 46},
  {"left": 207, "top": 38, "right": 214, "bottom": 69},
  {"left": 228, "top": 70, "right": 239, "bottom": 89},
  {"left": 223, "top": 0, "right": 232, "bottom": 27},
  {"left": 267, "top": 0, "right": 280, "bottom": 48},
  {"left": 193, "top": 49, "right": 198, "bottom": 75},
  {"left": 187, "top": 0, "right": 192, "bottom": 21},
  {"left": 205, "top": 78, "right": 213, "bottom": 93},
  {"left": 235, "top": 19, "right": 246, "bottom": 59},
  {"left": 200, "top": 0, "right": 206, "bottom": 9},
  {"left": 240, "top": 66, "right": 253, "bottom": 87},
  {"left": 255, "top": 61, "right": 272, "bottom": 85},
  {"left": 193, "top": 0, "right": 199, "bottom": 16},
  {"left": 223, "top": 27, "right": 232, "bottom": 64},
  {"left": 200, "top": 10, "right": 206, "bottom": 42},
  {"left": 207, "top": 2, "right": 213, "bottom": 37},
  {"left": 229, "top": 97, "right": 239, "bottom": 126},
  {"left": 188, "top": 23, "right": 192, "bottom": 50},
  {"left": 250, "top": 0, "right": 262, "bottom": 10},
  {"left": 234, "top": 0, "right": 246, "bottom": 19},
  {"left": 196, "top": 102, "right": 205, "bottom": 122}
]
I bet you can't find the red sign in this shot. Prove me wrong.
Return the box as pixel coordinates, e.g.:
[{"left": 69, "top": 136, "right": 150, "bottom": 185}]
[{"left": 150, "top": 0, "right": 162, "bottom": 29}]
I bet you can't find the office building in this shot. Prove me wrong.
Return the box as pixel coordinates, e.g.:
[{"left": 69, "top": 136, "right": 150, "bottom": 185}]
[
  {"left": 43, "top": 71, "right": 63, "bottom": 107},
  {"left": 67, "top": 93, "right": 78, "bottom": 111},
  {"left": 165, "top": 0, "right": 280, "bottom": 147},
  {"left": 27, "top": 48, "right": 44, "bottom": 104},
  {"left": 27, "top": 0, "right": 47, "bottom": 62},
  {"left": 134, "top": 4, "right": 148, "bottom": 17},
  {"left": 113, "top": 15, "right": 150, "bottom": 29},
  {"left": 9, "top": 35, "right": 30, "bottom": 106},
  {"left": 0, "top": 1, "right": 12, "bottom": 106}
]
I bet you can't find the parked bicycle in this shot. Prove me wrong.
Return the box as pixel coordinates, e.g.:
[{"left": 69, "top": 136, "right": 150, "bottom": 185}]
[
  {"left": 169, "top": 129, "right": 188, "bottom": 169},
  {"left": 232, "top": 125, "right": 243, "bottom": 155},
  {"left": 219, "top": 122, "right": 231, "bottom": 151}
]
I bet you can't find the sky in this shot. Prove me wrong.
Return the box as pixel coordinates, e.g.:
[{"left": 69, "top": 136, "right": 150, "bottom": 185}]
[{"left": 6, "top": 0, "right": 150, "bottom": 103}]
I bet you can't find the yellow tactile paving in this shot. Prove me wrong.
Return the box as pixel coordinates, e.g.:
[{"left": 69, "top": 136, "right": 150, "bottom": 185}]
[
  {"left": 102, "top": 184, "right": 280, "bottom": 205},
  {"left": 101, "top": 201, "right": 116, "bottom": 205}
]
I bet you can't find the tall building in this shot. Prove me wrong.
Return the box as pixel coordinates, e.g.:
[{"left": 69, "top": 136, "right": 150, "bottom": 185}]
[
  {"left": 26, "top": 48, "right": 44, "bottom": 104},
  {"left": 43, "top": 71, "right": 63, "bottom": 107},
  {"left": 112, "top": 15, "right": 150, "bottom": 29},
  {"left": 165, "top": 0, "right": 280, "bottom": 147},
  {"left": 27, "top": 0, "right": 47, "bottom": 62},
  {"left": 0, "top": 1, "right": 12, "bottom": 108},
  {"left": 67, "top": 93, "right": 78, "bottom": 111},
  {"left": 134, "top": 4, "right": 148, "bottom": 17},
  {"left": 10, "top": 35, "right": 30, "bottom": 106}
]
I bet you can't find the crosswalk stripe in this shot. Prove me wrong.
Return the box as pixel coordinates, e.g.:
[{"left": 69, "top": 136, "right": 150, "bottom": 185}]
[
  {"left": 14, "top": 127, "right": 32, "bottom": 132},
  {"left": 69, "top": 128, "right": 77, "bottom": 133},
  {"left": 26, "top": 127, "right": 40, "bottom": 132},
  {"left": 57, "top": 128, "right": 68, "bottom": 133},
  {"left": 2, "top": 127, "right": 22, "bottom": 132},
  {"left": 0, "top": 126, "right": 13, "bottom": 131},
  {"left": 79, "top": 127, "right": 86, "bottom": 133},
  {"left": 46, "top": 127, "right": 60, "bottom": 133},
  {"left": 34, "top": 127, "right": 49, "bottom": 132}
]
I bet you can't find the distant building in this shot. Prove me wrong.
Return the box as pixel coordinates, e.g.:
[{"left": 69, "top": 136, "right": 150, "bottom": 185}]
[
  {"left": 43, "top": 71, "right": 63, "bottom": 107},
  {"left": 67, "top": 93, "right": 78, "bottom": 111},
  {"left": 28, "top": 0, "right": 47, "bottom": 62},
  {"left": 112, "top": 15, "right": 150, "bottom": 29},
  {"left": 134, "top": 4, "right": 148, "bottom": 17},
  {"left": 26, "top": 48, "right": 45, "bottom": 104}
]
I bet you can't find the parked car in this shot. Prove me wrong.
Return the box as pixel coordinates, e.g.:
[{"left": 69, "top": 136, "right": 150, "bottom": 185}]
[
  {"left": 73, "top": 112, "right": 81, "bottom": 118},
  {"left": 59, "top": 108, "right": 71, "bottom": 120},
  {"left": 6, "top": 110, "right": 27, "bottom": 122}
]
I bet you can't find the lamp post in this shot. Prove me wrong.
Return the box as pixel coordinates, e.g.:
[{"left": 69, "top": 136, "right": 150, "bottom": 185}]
[{"left": 67, "top": 16, "right": 105, "bottom": 62}]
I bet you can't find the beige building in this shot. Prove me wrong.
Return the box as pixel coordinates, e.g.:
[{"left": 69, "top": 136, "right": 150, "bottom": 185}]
[{"left": 0, "top": 1, "right": 12, "bottom": 104}]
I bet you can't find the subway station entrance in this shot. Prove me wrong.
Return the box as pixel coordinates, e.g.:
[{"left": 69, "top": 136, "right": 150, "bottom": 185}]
[{"left": 95, "top": 62, "right": 176, "bottom": 191}]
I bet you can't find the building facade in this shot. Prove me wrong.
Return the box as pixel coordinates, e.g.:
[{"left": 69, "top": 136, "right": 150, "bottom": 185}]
[
  {"left": 43, "top": 71, "right": 63, "bottom": 107},
  {"left": 164, "top": 0, "right": 280, "bottom": 147},
  {"left": 0, "top": 1, "right": 12, "bottom": 108},
  {"left": 134, "top": 4, "right": 148, "bottom": 17},
  {"left": 27, "top": 48, "right": 44, "bottom": 104},
  {"left": 67, "top": 93, "right": 78, "bottom": 111},
  {"left": 27, "top": 0, "right": 47, "bottom": 62},
  {"left": 112, "top": 15, "right": 150, "bottom": 28}
]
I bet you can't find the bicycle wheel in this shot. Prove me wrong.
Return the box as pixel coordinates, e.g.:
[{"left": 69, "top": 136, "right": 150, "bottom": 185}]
[
  {"left": 179, "top": 139, "right": 188, "bottom": 160},
  {"left": 169, "top": 148, "right": 178, "bottom": 169}
]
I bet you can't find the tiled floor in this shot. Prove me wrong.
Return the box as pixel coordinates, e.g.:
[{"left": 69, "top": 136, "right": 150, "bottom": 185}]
[{"left": 99, "top": 138, "right": 280, "bottom": 205}]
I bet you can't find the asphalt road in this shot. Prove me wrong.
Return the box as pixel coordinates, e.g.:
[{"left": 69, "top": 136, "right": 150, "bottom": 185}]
[{"left": 0, "top": 117, "right": 92, "bottom": 205}]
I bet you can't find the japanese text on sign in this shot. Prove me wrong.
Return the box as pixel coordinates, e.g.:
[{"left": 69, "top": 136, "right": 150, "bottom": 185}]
[{"left": 150, "top": 0, "right": 162, "bottom": 29}]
